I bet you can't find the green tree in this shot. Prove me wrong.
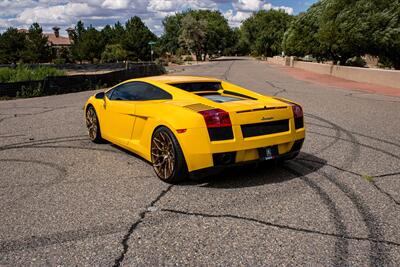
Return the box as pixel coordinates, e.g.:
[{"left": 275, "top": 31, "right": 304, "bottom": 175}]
[
  {"left": 283, "top": 0, "right": 400, "bottom": 68},
  {"left": 283, "top": 1, "right": 328, "bottom": 61},
  {"left": 122, "top": 16, "right": 157, "bottom": 61},
  {"left": 21, "top": 23, "right": 51, "bottom": 63},
  {"left": 241, "top": 10, "right": 293, "bottom": 57},
  {"left": 70, "top": 21, "right": 86, "bottom": 63},
  {"left": 101, "top": 44, "right": 127, "bottom": 62},
  {"left": 198, "top": 10, "right": 233, "bottom": 59},
  {"left": 160, "top": 13, "right": 186, "bottom": 55},
  {"left": 369, "top": 1, "right": 400, "bottom": 69},
  {"left": 179, "top": 14, "right": 207, "bottom": 61},
  {"left": 160, "top": 10, "right": 235, "bottom": 59},
  {"left": 54, "top": 46, "right": 72, "bottom": 64},
  {"left": 317, "top": 0, "right": 373, "bottom": 65},
  {"left": 101, "top": 21, "right": 125, "bottom": 45},
  {"left": 80, "top": 26, "right": 104, "bottom": 63},
  {"left": 0, "top": 28, "right": 26, "bottom": 64},
  {"left": 71, "top": 22, "right": 104, "bottom": 63}
]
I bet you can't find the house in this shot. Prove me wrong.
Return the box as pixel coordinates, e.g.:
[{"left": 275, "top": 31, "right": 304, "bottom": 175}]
[
  {"left": 18, "top": 26, "right": 73, "bottom": 49},
  {"left": 44, "top": 27, "right": 72, "bottom": 49}
]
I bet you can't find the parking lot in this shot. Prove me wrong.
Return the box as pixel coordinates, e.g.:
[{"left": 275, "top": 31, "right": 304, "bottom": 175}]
[{"left": 0, "top": 57, "right": 399, "bottom": 266}]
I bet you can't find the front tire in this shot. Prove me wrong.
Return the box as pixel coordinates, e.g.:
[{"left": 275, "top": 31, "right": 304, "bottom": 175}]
[
  {"left": 85, "top": 106, "right": 103, "bottom": 143},
  {"left": 151, "top": 127, "right": 188, "bottom": 183}
]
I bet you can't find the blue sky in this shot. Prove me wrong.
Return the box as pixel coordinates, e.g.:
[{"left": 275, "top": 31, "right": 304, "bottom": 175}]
[{"left": 0, "top": 0, "right": 318, "bottom": 35}]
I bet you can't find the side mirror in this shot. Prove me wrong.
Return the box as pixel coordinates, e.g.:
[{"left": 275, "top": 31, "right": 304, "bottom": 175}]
[{"left": 95, "top": 92, "right": 105, "bottom": 99}]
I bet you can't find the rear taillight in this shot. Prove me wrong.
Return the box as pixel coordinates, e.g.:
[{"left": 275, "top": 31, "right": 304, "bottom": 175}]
[
  {"left": 292, "top": 105, "right": 304, "bottom": 129},
  {"left": 292, "top": 105, "right": 303, "bottom": 119},
  {"left": 274, "top": 98, "right": 304, "bottom": 129},
  {"left": 199, "top": 109, "right": 232, "bottom": 128}
]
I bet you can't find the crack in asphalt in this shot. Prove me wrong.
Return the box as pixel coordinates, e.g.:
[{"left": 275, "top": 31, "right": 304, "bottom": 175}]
[
  {"left": 370, "top": 181, "right": 400, "bottom": 206},
  {"left": 112, "top": 184, "right": 174, "bottom": 267},
  {"left": 161, "top": 208, "right": 400, "bottom": 248},
  {"left": 265, "top": 80, "right": 287, "bottom": 96},
  {"left": 221, "top": 61, "right": 235, "bottom": 81},
  {"left": 374, "top": 172, "right": 400, "bottom": 178}
]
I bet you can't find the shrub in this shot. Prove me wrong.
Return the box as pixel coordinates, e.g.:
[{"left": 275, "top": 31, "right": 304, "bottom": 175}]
[
  {"left": 53, "top": 58, "right": 66, "bottom": 64},
  {"left": 169, "top": 56, "right": 183, "bottom": 65},
  {"left": 183, "top": 55, "right": 193, "bottom": 61},
  {"left": 16, "top": 83, "right": 44, "bottom": 98},
  {"left": 155, "top": 58, "right": 168, "bottom": 66},
  {"left": 345, "top": 57, "right": 367, "bottom": 68},
  {"left": 0, "top": 65, "right": 65, "bottom": 83}
]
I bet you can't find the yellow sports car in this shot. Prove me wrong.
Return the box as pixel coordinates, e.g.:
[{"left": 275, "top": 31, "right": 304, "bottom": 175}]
[{"left": 84, "top": 76, "right": 305, "bottom": 182}]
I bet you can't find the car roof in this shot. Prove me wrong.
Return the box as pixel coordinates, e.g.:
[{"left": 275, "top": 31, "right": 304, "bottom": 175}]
[{"left": 140, "top": 75, "right": 221, "bottom": 84}]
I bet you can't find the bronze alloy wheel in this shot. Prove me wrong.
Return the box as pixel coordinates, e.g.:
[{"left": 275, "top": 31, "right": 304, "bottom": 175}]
[
  {"left": 151, "top": 127, "right": 188, "bottom": 183},
  {"left": 86, "top": 107, "right": 99, "bottom": 141},
  {"left": 151, "top": 131, "right": 176, "bottom": 179}
]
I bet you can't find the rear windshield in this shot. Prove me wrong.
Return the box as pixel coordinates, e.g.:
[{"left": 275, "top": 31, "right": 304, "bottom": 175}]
[{"left": 171, "top": 82, "right": 222, "bottom": 92}]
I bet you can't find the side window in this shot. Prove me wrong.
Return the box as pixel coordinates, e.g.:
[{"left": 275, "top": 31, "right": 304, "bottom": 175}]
[
  {"left": 109, "top": 83, "right": 139, "bottom": 100},
  {"left": 136, "top": 83, "right": 172, "bottom": 100},
  {"left": 109, "top": 82, "right": 172, "bottom": 101},
  {"left": 105, "top": 89, "right": 114, "bottom": 99}
]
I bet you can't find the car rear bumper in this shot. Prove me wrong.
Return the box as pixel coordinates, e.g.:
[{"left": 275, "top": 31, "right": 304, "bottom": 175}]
[
  {"left": 177, "top": 120, "right": 305, "bottom": 172},
  {"left": 189, "top": 139, "right": 304, "bottom": 178}
]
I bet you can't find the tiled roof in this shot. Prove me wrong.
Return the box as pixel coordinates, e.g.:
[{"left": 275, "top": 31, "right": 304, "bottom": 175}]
[{"left": 44, "top": 33, "right": 72, "bottom": 46}]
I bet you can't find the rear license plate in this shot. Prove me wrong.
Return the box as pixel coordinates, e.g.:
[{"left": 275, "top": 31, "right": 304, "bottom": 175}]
[
  {"left": 263, "top": 147, "right": 273, "bottom": 160},
  {"left": 259, "top": 146, "right": 278, "bottom": 161}
]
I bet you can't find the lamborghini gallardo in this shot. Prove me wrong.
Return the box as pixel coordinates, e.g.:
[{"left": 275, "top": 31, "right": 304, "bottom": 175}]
[{"left": 84, "top": 76, "right": 305, "bottom": 182}]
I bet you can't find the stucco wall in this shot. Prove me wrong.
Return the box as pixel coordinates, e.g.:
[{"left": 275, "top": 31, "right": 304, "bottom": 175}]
[{"left": 267, "top": 57, "right": 400, "bottom": 89}]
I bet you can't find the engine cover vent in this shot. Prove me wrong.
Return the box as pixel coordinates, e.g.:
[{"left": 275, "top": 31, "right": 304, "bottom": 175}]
[{"left": 184, "top": 103, "right": 216, "bottom": 112}]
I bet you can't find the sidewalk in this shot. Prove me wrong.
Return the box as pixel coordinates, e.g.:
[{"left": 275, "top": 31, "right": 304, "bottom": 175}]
[{"left": 265, "top": 62, "right": 400, "bottom": 97}]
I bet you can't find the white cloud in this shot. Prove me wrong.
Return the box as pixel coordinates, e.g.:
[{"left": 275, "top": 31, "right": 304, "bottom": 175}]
[
  {"left": 0, "top": 18, "right": 11, "bottom": 30},
  {"left": 16, "top": 3, "right": 99, "bottom": 25},
  {"left": 233, "top": 0, "right": 263, "bottom": 12},
  {"left": 223, "top": 9, "right": 252, "bottom": 27},
  {"left": 148, "top": 0, "right": 218, "bottom": 12},
  {"left": 0, "top": 0, "right": 294, "bottom": 35},
  {"left": 102, "top": 0, "right": 130, "bottom": 10},
  {"left": 148, "top": 0, "right": 176, "bottom": 12},
  {"left": 263, "top": 3, "right": 293, "bottom": 14},
  {"left": 225, "top": 1, "right": 294, "bottom": 27}
]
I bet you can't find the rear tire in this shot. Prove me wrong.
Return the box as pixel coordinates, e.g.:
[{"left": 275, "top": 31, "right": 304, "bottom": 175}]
[
  {"left": 85, "top": 106, "right": 103, "bottom": 143},
  {"left": 151, "top": 127, "right": 188, "bottom": 183}
]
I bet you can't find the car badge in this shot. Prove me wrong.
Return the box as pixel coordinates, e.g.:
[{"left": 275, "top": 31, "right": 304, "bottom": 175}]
[{"left": 261, "top": 117, "right": 274, "bottom": 121}]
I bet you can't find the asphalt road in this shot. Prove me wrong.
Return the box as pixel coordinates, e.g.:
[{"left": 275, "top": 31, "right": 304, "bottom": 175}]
[{"left": 0, "top": 57, "right": 399, "bottom": 266}]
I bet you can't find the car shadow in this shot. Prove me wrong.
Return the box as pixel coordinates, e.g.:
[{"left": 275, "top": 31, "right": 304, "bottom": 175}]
[
  {"left": 109, "top": 144, "right": 326, "bottom": 189},
  {"left": 180, "top": 152, "right": 326, "bottom": 189}
]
